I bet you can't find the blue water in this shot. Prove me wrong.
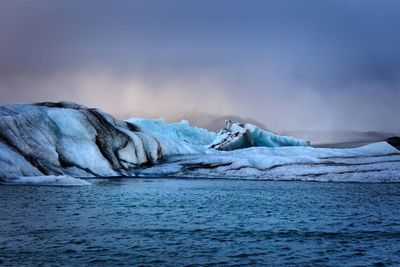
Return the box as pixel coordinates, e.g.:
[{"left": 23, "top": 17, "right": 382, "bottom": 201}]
[{"left": 1, "top": 179, "right": 400, "bottom": 266}]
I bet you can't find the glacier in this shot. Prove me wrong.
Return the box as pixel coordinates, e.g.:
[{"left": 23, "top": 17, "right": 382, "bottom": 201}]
[{"left": 0, "top": 102, "right": 399, "bottom": 184}]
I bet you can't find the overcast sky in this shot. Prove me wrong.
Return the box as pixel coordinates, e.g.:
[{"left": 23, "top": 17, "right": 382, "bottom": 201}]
[{"left": 0, "top": 0, "right": 399, "bottom": 132}]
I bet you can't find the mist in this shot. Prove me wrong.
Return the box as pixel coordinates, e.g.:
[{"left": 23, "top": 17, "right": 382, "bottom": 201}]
[{"left": 0, "top": 0, "right": 399, "bottom": 132}]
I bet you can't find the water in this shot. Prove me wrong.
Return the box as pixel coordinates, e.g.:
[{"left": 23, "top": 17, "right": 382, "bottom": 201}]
[{"left": 1, "top": 179, "right": 400, "bottom": 266}]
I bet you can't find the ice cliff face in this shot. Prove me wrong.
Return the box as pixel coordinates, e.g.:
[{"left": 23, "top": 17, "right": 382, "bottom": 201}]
[{"left": 0, "top": 102, "right": 162, "bottom": 178}]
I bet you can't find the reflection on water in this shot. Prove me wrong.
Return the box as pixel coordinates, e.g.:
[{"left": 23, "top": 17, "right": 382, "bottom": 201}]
[{"left": 1, "top": 179, "right": 400, "bottom": 266}]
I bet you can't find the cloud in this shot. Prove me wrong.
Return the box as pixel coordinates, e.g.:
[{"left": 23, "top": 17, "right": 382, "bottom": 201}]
[
  {"left": 0, "top": 0, "right": 399, "bottom": 132},
  {"left": 0, "top": 69, "right": 234, "bottom": 119}
]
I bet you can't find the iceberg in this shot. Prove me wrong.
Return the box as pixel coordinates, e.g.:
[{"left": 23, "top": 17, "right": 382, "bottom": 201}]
[
  {"left": 0, "top": 102, "right": 162, "bottom": 178},
  {"left": 0, "top": 101, "right": 399, "bottom": 183},
  {"left": 210, "top": 120, "right": 309, "bottom": 151}
]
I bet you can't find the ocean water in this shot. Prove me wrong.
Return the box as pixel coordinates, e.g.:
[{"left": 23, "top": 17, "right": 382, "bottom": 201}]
[{"left": 1, "top": 179, "right": 400, "bottom": 266}]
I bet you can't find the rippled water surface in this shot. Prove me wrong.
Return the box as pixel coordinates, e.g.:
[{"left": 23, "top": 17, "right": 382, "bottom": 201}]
[{"left": 1, "top": 179, "right": 400, "bottom": 266}]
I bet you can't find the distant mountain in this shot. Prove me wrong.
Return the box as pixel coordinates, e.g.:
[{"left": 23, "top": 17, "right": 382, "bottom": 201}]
[{"left": 176, "top": 111, "right": 269, "bottom": 132}]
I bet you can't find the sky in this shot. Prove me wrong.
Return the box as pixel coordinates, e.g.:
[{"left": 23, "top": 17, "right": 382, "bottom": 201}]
[{"left": 0, "top": 0, "right": 399, "bottom": 132}]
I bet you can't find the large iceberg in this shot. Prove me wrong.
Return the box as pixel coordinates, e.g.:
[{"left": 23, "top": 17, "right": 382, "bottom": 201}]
[
  {"left": 127, "top": 119, "right": 400, "bottom": 182},
  {"left": 0, "top": 102, "right": 399, "bottom": 183},
  {"left": 0, "top": 102, "right": 162, "bottom": 178}
]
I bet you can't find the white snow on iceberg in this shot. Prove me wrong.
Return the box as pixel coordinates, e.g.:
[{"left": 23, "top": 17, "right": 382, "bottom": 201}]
[
  {"left": 210, "top": 120, "right": 309, "bottom": 150},
  {"left": 136, "top": 142, "right": 400, "bottom": 182},
  {"left": 126, "top": 118, "right": 216, "bottom": 156},
  {"left": 0, "top": 102, "right": 164, "bottom": 178}
]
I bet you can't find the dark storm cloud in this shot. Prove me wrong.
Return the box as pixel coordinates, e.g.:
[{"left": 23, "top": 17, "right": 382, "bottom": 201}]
[{"left": 0, "top": 0, "right": 399, "bottom": 131}]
